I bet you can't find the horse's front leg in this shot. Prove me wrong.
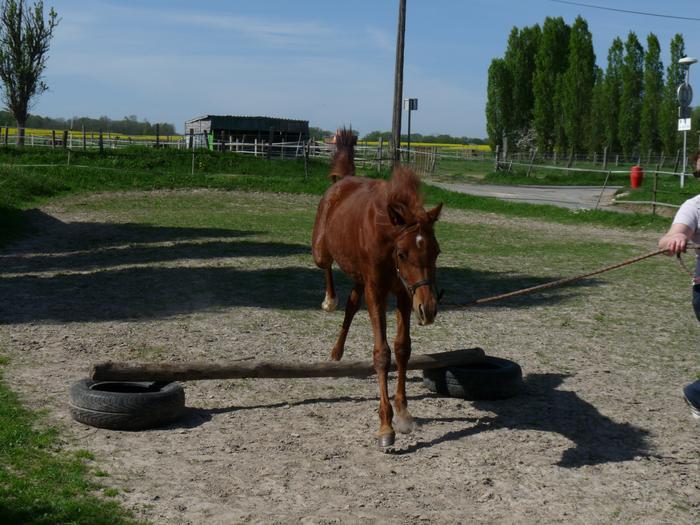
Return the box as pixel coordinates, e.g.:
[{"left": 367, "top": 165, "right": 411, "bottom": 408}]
[
  {"left": 393, "top": 290, "right": 415, "bottom": 434},
  {"left": 365, "top": 286, "right": 394, "bottom": 447}
]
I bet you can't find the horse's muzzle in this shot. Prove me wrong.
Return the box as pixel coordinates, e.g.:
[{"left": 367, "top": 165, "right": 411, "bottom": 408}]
[{"left": 414, "top": 293, "right": 437, "bottom": 326}]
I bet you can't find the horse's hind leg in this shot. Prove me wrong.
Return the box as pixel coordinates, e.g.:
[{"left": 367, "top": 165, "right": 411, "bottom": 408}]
[
  {"left": 393, "top": 291, "right": 415, "bottom": 434},
  {"left": 321, "top": 266, "right": 338, "bottom": 312},
  {"left": 330, "top": 282, "right": 363, "bottom": 361}
]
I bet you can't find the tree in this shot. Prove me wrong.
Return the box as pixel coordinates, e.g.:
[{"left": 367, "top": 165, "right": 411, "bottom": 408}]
[
  {"left": 603, "top": 38, "right": 624, "bottom": 153},
  {"left": 660, "top": 34, "right": 686, "bottom": 156},
  {"left": 588, "top": 67, "right": 607, "bottom": 153},
  {"left": 618, "top": 32, "right": 644, "bottom": 158},
  {"left": 561, "top": 16, "right": 596, "bottom": 154},
  {"left": 640, "top": 33, "right": 664, "bottom": 157},
  {"left": 0, "top": 0, "right": 58, "bottom": 145},
  {"left": 485, "top": 58, "right": 512, "bottom": 150},
  {"left": 532, "top": 16, "right": 570, "bottom": 153},
  {"left": 503, "top": 24, "right": 541, "bottom": 144}
]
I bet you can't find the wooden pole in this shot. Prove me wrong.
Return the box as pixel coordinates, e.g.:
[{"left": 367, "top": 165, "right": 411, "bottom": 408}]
[
  {"left": 602, "top": 146, "right": 608, "bottom": 170},
  {"left": 91, "top": 348, "right": 486, "bottom": 382},
  {"left": 652, "top": 164, "right": 659, "bottom": 215},
  {"left": 526, "top": 147, "right": 537, "bottom": 177},
  {"left": 391, "top": 0, "right": 406, "bottom": 166},
  {"left": 378, "top": 137, "right": 383, "bottom": 173}
]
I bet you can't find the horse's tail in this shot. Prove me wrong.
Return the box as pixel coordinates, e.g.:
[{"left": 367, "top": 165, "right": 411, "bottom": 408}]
[{"left": 329, "top": 127, "right": 356, "bottom": 182}]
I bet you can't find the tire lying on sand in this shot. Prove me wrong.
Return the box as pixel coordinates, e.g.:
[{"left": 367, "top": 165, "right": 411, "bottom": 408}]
[
  {"left": 422, "top": 356, "right": 522, "bottom": 400},
  {"left": 69, "top": 379, "right": 185, "bottom": 430}
]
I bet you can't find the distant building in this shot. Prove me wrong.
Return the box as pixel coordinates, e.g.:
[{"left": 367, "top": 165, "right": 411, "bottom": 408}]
[{"left": 184, "top": 115, "right": 309, "bottom": 149}]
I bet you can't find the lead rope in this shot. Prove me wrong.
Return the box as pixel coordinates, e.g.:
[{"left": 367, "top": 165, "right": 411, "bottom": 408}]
[{"left": 441, "top": 242, "right": 699, "bottom": 309}]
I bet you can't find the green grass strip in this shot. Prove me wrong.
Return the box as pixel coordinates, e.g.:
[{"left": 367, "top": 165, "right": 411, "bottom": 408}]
[{"left": 0, "top": 356, "right": 143, "bottom": 525}]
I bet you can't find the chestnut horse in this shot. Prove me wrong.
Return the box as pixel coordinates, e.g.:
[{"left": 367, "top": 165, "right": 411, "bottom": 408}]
[{"left": 312, "top": 129, "right": 442, "bottom": 447}]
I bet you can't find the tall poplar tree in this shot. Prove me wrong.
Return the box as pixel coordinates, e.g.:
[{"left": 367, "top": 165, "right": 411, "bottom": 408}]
[
  {"left": 588, "top": 67, "right": 607, "bottom": 153},
  {"left": 659, "top": 34, "right": 686, "bottom": 156},
  {"left": 640, "top": 33, "right": 664, "bottom": 156},
  {"left": 561, "top": 16, "right": 595, "bottom": 153},
  {"left": 603, "top": 38, "right": 624, "bottom": 153},
  {"left": 503, "top": 24, "right": 541, "bottom": 144},
  {"left": 532, "top": 16, "right": 569, "bottom": 153},
  {"left": 485, "top": 58, "right": 512, "bottom": 150},
  {"left": 618, "top": 32, "right": 644, "bottom": 158}
]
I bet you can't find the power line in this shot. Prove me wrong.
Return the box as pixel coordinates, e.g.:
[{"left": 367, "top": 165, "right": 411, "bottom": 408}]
[{"left": 549, "top": 0, "right": 700, "bottom": 21}]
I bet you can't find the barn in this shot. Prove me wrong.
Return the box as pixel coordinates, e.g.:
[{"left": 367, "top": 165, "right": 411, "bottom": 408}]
[{"left": 184, "top": 115, "right": 309, "bottom": 150}]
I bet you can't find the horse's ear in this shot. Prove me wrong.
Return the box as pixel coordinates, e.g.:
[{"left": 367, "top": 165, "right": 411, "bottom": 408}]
[
  {"left": 427, "top": 203, "right": 443, "bottom": 223},
  {"left": 387, "top": 203, "right": 409, "bottom": 226}
]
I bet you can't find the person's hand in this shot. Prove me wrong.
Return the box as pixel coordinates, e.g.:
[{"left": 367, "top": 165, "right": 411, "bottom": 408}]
[{"left": 664, "top": 232, "right": 688, "bottom": 255}]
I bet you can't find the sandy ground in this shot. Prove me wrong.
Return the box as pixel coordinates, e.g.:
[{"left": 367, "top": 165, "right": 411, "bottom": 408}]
[{"left": 0, "top": 190, "right": 698, "bottom": 524}]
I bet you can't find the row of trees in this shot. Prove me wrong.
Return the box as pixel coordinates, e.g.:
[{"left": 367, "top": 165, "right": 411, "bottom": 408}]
[
  {"left": 361, "top": 130, "right": 487, "bottom": 145},
  {"left": 486, "top": 16, "right": 692, "bottom": 158},
  {"left": 0, "top": 111, "right": 177, "bottom": 135}
]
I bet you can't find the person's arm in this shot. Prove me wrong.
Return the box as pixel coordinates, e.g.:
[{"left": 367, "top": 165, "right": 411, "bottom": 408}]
[{"left": 658, "top": 223, "right": 694, "bottom": 254}]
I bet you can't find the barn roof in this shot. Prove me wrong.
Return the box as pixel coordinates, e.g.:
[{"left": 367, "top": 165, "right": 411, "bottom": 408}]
[{"left": 185, "top": 115, "right": 308, "bottom": 133}]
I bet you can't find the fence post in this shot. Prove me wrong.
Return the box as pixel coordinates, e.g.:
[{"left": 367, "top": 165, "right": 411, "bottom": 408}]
[
  {"left": 98, "top": 129, "right": 104, "bottom": 154},
  {"left": 494, "top": 144, "right": 500, "bottom": 171},
  {"left": 51, "top": 130, "right": 56, "bottom": 148},
  {"left": 602, "top": 146, "right": 608, "bottom": 170},
  {"left": 615, "top": 154, "right": 619, "bottom": 167},
  {"left": 254, "top": 138, "right": 258, "bottom": 157},
  {"left": 3, "top": 126, "right": 7, "bottom": 147},
  {"left": 303, "top": 139, "right": 309, "bottom": 178},
  {"left": 526, "top": 147, "right": 537, "bottom": 177},
  {"left": 62, "top": 130, "right": 68, "bottom": 149},
  {"left": 652, "top": 164, "right": 659, "bottom": 215},
  {"left": 378, "top": 137, "right": 383, "bottom": 173},
  {"left": 155, "top": 123, "right": 160, "bottom": 148},
  {"left": 595, "top": 170, "right": 612, "bottom": 210},
  {"left": 673, "top": 149, "right": 681, "bottom": 174},
  {"left": 566, "top": 147, "right": 573, "bottom": 168}
]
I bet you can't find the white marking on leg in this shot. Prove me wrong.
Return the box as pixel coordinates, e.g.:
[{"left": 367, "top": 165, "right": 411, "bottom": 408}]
[
  {"left": 394, "top": 411, "right": 417, "bottom": 434},
  {"left": 322, "top": 293, "right": 338, "bottom": 312}
]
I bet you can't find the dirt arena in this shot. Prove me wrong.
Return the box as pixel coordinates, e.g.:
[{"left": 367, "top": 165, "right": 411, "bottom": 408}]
[{"left": 1, "top": 190, "right": 697, "bottom": 524}]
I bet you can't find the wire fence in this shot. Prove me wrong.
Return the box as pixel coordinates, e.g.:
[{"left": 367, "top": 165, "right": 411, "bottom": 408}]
[{"left": 2, "top": 125, "right": 695, "bottom": 214}]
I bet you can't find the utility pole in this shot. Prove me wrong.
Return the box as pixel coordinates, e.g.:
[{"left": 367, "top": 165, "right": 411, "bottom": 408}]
[{"left": 391, "top": 0, "right": 406, "bottom": 167}]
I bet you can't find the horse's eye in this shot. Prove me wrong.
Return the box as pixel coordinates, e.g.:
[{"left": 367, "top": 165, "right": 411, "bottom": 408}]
[{"left": 398, "top": 252, "right": 407, "bottom": 261}]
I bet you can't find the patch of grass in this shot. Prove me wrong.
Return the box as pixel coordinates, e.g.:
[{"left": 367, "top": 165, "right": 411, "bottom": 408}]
[
  {"left": 483, "top": 168, "right": 629, "bottom": 187},
  {"left": 0, "top": 358, "right": 142, "bottom": 525},
  {"left": 0, "top": 146, "right": 676, "bottom": 250}
]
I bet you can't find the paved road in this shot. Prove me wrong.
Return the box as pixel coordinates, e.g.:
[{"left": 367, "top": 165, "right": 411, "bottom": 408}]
[{"left": 427, "top": 181, "right": 623, "bottom": 210}]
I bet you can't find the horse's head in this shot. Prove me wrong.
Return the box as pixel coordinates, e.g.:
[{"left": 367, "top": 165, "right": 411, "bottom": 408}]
[{"left": 388, "top": 201, "right": 443, "bottom": 326}]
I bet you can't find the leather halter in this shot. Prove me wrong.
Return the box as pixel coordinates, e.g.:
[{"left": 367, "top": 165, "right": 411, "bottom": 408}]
[{"left": 393, "top": 224, "right": 443, "bottom": 301}]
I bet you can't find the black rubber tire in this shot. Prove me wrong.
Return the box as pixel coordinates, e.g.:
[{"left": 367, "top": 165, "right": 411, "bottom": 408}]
[
  {"left": 69, "top": 379, "right": 185, "bottom": 430},
  {"left": 422, "top": 356, "right": 522, "bottom": 400}
]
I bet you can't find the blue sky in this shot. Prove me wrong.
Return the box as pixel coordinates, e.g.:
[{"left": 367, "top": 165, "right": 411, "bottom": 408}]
[{"left": 35, "top": 1, "right": 700, "bottom": 137}]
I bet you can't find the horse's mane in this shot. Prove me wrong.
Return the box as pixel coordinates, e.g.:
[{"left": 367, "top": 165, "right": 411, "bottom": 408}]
[
  {"left": 386, "top": 166, "right": 424, "bottom": 215},
  {"left": 329, "top": 128, "right": 356, "bottom": 182}
]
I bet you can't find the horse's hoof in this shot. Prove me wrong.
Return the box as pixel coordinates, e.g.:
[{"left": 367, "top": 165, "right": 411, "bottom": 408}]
[
  {"left": 322, "top": 295, "right": 338, "bottom": 312},
  {"left": 394, "top": 415, "right": 416, "bottom": 434},
  {"left": 377, "top": 432, "right": 396, "bottom": 448}
]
